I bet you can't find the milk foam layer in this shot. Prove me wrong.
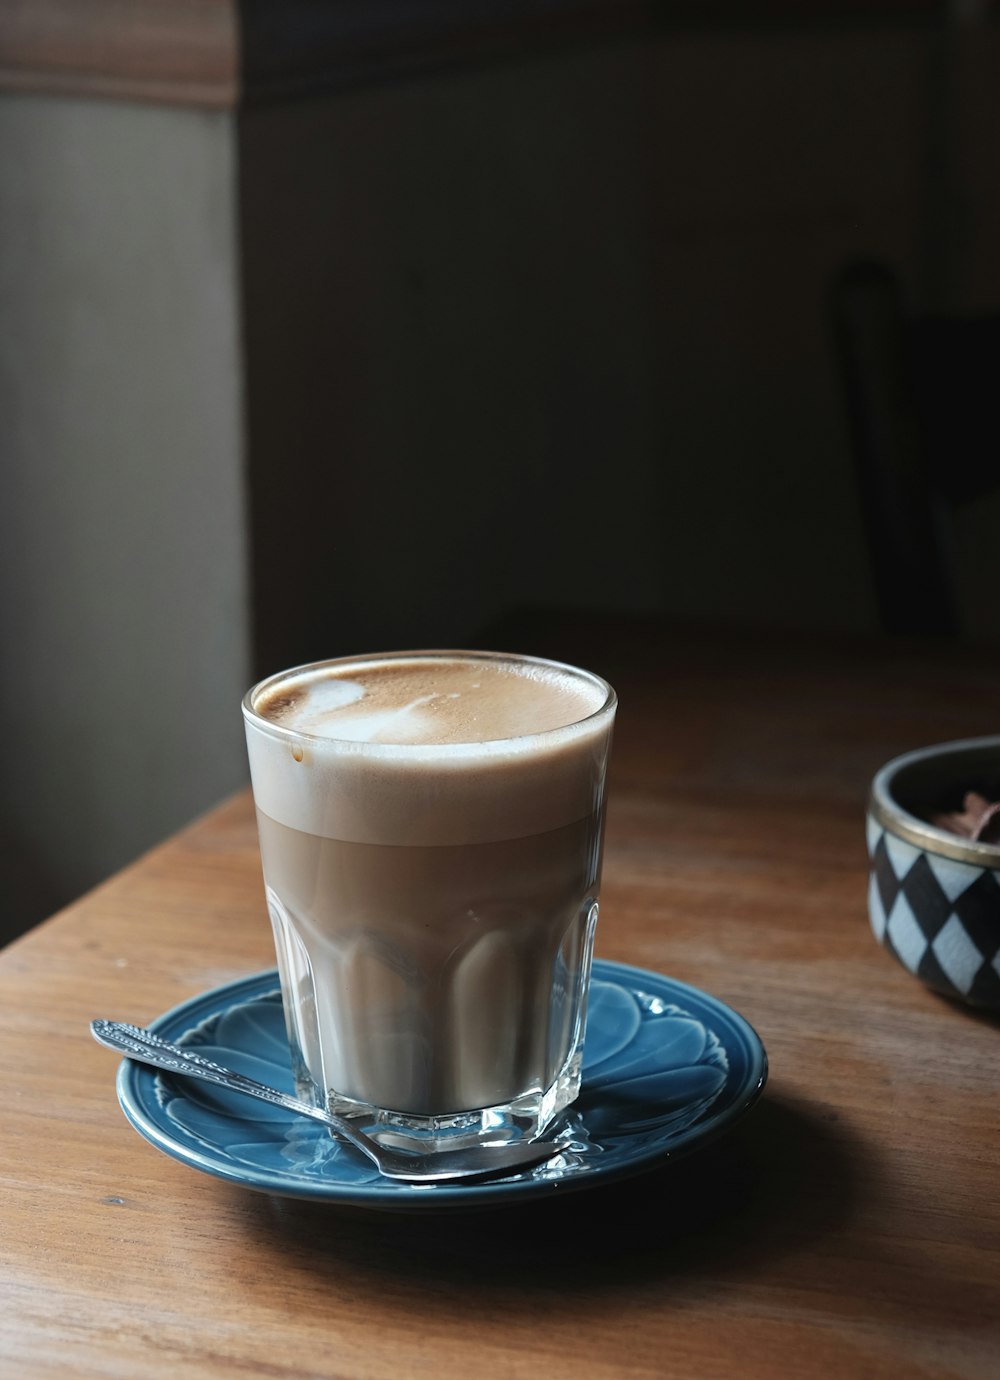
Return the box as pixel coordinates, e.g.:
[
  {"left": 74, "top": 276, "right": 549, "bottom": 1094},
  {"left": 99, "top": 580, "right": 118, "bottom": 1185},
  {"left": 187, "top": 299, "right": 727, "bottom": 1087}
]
[
  {"left": 244, "top": 653, "right": 615, "bottom": 847},
  {"left": 254, "top": 656, "right": 606, "bottom": 745}
]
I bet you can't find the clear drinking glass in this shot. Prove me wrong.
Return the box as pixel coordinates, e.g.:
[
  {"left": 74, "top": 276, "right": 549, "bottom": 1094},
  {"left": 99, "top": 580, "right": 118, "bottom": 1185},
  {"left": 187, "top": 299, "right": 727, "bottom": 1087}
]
[{"left": 242, "top": 650, "right": 616, "bottom": 1151}]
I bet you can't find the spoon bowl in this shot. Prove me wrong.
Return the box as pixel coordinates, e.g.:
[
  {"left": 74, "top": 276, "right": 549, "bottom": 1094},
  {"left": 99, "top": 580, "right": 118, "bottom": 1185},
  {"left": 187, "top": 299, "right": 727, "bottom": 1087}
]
[{"left": 91, "top": 1020, "right": 563, "bottom": 1184}]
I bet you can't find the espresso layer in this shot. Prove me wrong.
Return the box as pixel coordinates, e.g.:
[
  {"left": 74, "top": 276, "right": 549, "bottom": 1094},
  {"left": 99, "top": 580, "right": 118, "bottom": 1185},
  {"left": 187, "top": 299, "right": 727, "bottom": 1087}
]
[{"left": 258, "top": 809, "right": 603, "bottom": 1114}]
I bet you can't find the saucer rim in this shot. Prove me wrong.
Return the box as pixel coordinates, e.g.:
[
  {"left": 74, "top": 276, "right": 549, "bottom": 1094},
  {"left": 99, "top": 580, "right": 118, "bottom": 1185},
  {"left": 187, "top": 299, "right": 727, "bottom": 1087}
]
[{"left": 114, "top": 959, "right": 768, "bottom": 1210}]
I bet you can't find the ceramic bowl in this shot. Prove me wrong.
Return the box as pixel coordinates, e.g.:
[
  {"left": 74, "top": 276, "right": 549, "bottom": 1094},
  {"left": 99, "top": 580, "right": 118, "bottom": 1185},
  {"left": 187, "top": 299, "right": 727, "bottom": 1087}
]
[{"left": 866, "top": 736, "right": 1000, "bottom": 1010}]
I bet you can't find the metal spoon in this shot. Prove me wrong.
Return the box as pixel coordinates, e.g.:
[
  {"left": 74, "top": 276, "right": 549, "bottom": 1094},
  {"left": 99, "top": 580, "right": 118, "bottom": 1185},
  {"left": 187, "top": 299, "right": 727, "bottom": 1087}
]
[{"left": 91, "top": 1019, "right": 562, "bottom": 1184}]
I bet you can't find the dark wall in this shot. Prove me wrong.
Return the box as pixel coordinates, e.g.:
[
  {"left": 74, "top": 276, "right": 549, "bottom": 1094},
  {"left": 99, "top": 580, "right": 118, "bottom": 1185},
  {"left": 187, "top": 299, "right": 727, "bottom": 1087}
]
[{"left": 239, "top": 18, "right": 1000, "bottom": 675}]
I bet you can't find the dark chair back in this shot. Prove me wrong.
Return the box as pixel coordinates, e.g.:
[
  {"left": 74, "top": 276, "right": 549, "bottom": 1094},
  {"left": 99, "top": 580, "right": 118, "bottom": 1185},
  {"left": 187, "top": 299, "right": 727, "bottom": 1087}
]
[{"left": 831, "top": 261, "right": 1000, "bottom": 637}]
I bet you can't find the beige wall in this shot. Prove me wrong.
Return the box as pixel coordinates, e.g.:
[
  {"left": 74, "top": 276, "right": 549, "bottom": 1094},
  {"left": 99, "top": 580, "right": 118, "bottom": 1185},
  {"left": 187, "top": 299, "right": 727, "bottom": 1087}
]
[{"left": 0, "top": 95, "right": 250, "bottom": 939}]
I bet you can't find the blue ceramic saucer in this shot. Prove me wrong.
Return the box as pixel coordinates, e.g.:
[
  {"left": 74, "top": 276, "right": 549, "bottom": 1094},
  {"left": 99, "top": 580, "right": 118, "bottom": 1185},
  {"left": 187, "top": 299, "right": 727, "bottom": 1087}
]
[{"left": 115, "top": 960, "right": 767, "bottom": 1210}]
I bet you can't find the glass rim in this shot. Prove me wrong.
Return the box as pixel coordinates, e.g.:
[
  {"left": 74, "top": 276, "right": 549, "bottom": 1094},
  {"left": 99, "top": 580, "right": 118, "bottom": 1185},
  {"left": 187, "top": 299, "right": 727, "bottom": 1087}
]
[{"left": 241, "top": 648, "right": 617, "bottom": 752}]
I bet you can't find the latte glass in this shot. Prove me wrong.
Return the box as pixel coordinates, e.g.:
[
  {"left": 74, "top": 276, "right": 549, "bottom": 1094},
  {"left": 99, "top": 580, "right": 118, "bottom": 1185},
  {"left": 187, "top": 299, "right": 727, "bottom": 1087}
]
[{"left": 242, "top": 650, "right": 616, "bottom": 1152}]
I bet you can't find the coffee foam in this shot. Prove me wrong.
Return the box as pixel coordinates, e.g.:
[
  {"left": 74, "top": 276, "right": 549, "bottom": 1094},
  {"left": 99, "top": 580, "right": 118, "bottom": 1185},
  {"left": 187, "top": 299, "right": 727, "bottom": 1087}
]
[
  {"left": 253, "top": 657, "right": 605, "bottom": 745},
  {"left": 243, "top": 654, "right": 615, "bottom": 846}
]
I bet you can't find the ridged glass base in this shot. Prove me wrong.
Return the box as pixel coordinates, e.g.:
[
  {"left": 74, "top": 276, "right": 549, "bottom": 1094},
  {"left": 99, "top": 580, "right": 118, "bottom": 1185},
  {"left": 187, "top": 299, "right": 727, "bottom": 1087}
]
[{"left": 291, "top": 1045, "right": 585, "bottom": 1152}]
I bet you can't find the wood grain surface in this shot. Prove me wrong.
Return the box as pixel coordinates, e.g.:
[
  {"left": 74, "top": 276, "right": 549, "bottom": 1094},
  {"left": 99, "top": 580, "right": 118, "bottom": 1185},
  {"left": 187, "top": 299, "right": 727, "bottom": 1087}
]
[{"left": 1, "top": 622, "right": 998, "bottom": 1380}]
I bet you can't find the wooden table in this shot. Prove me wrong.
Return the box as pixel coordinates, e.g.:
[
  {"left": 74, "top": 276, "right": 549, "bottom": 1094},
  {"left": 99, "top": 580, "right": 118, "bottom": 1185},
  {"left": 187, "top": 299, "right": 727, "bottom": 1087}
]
[{"left": 2, "top": 623, "right": 999, "bottom": 1380}]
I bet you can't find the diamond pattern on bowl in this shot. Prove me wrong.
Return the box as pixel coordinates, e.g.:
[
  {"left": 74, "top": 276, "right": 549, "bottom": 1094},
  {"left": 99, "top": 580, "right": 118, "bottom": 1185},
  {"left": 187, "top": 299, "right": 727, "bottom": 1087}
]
[
  {"left": 932, "top": 915, "right": 986, "bottom": 993},
  {"left": 867, "top": 816, "right": 1000, "bottom": 1008}
]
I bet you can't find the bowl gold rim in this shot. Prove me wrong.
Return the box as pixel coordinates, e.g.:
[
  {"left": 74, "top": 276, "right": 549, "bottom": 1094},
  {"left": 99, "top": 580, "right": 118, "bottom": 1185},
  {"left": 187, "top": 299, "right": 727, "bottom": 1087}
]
[{"left": 869, "top": 735, "right": 1000, "bottom": 870}]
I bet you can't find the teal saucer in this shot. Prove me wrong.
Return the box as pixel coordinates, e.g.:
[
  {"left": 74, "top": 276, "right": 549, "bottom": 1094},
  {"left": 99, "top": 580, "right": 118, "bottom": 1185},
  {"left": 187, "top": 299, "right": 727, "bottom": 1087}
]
[{"left": 115, "top": 960, "right": 767, "bottom": 1210}]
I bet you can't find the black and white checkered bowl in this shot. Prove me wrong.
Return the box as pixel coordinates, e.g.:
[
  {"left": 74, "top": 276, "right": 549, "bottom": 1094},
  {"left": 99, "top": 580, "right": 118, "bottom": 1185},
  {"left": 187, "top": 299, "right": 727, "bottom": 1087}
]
[{"left": 867, "top": 736, "right": 1000, "bottom": 1010}]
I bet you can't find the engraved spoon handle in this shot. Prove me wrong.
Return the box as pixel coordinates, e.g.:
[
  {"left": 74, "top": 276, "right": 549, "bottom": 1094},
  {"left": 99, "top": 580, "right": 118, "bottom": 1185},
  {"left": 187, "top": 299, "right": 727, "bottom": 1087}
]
[
  {"left": 90, "top": 1019, "right": 389, "bottom": 1167},
  {"left": 92, "top": 1020, "right": 318, "bottom": 1111}
]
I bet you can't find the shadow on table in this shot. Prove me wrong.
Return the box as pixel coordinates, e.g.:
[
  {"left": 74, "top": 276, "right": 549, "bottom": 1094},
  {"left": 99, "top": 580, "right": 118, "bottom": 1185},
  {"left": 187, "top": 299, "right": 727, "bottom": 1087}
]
[{"left": 236, "top": 1089, "right": 864, "bottom": 1295}]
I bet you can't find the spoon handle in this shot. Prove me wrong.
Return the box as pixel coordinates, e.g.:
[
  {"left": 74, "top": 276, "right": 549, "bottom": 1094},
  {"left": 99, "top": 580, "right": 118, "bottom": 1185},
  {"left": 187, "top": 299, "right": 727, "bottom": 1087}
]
[{"left": 90, "top": 1019, "right": 378, "bottom": 1161}]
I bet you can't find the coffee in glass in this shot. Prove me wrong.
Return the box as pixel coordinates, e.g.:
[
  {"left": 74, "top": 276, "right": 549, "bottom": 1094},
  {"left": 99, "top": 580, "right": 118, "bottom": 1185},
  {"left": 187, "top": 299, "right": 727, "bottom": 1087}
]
[{"left": 242, "top": 650, "right": 616, "bottom": 1151}]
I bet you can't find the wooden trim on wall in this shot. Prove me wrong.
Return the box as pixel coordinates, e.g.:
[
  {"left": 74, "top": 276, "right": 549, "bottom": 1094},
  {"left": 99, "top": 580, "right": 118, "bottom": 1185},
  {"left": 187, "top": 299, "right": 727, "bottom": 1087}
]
[
  {"left": 0, "top": 1, "right": 240, "bottom": 109},
  {"left": 0, "top": 0, "right": 963, "bottom": 111}
]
